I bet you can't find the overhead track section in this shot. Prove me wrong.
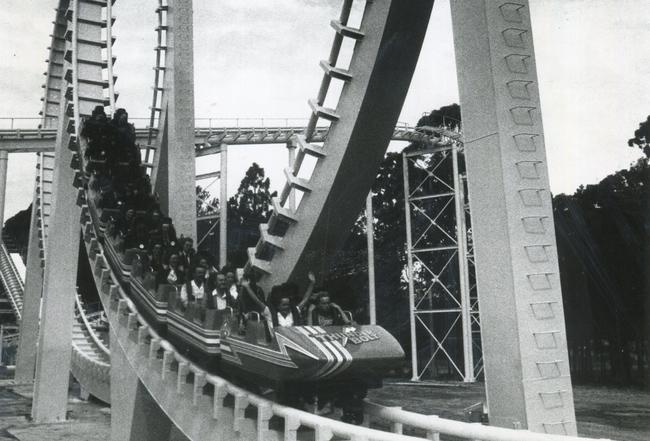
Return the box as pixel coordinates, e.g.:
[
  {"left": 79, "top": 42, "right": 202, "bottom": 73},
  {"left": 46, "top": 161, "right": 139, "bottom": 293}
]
[
  {"left": 245, "top": 0, "right": 436, "bottom": 290},
  {"left": 143, "top": 0, "right": 169, "bottom": 175}
]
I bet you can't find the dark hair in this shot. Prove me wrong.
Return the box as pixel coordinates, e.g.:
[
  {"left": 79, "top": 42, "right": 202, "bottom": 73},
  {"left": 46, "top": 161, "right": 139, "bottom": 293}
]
[
  {"left": 269, "top": 283, "right": 289, "bottom": 306},
  {"left": 193, "top": 265, "right": 207, "bottom": 274},
  {"left": 92, "top": 105, "right": 106, "bottom": 117},
  {"left": 196, "top": 252, "right": 212, "bottom": 266},
  {"left": 315, "top": 291, "right": 331, "bottom": 302},
  {"left": 221, "top": 265, "right": 235, "bottom": 274}
]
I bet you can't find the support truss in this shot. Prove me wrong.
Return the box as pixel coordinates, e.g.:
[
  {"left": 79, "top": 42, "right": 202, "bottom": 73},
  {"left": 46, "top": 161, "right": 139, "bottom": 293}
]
[{"left": 403, "top": 133, "right": 482, "bottom": 382}]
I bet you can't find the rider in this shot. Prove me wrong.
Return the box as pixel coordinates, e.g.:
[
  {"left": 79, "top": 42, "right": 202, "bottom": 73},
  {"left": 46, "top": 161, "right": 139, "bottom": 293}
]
[
  {"left": 307, "top": 291, "right": 350, "bottom": 327},
  {"left": 268, "top": 271, "right": 316, "bottom": 328}
]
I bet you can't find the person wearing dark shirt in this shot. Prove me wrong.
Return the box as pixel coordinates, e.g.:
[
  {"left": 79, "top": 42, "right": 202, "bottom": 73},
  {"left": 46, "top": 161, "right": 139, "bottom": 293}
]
[
  {"left": 178, "top": 237, "right": 195, "bottom": 272},
  {"left": 158, "top": 252, "right": 185, "bottom": 287},
  {"left": 147, "top": 243, "right": 164, "bottom": 274},
  {"left": 239, "top": 275, "right": 267, "bottom": 315},
  {"left": 147, "top": 210, "right": 164, "bottom": 246},
  {"left": 82, "top": 106, "right": 111, "bottom": 174},
  {"left": 308, "top": 291, "right": 350, "bottom": 327},
  {"left": 223, "top": 266, "right": 240, "bottom": 301},
  {"left": 111, "top": 108, "right": 137, "bottom": 153}
]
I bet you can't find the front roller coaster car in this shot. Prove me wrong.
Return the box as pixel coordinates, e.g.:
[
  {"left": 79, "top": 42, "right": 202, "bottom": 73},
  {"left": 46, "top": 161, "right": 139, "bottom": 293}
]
[{"left": 220, "top": 317, "right": 405, "bottom": 423}]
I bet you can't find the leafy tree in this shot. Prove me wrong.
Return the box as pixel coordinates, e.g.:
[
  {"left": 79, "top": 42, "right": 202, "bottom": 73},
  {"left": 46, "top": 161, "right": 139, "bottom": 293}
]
[
  {"left": 2, "top": 204, "right": 31, "bottom": 258},
  {"left": 227, "top": 163, "right": 277, "bottom": 226},
  {"left": 196, "top": 185, "right": 219, "bottom": 217},
  {"left": 417, "top": 103, "right": 461, "bottom": 130},
  {"left": 554, "top": 158, "right": 648, "bottom": 385},
  {"left": 222, "top": 163, "right": 278, "bottom": 267},
  {"left": 627, "top": 115, "right": 650, "bottom": 388},
  {"left": 628, "top": 115, "right": 650, "bottom": 157}
]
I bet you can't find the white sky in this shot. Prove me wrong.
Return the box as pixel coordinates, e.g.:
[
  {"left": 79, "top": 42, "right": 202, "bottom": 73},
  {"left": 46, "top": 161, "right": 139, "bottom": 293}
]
[{"left": 0, "top": 0, "right": 648, "bottom": 220}]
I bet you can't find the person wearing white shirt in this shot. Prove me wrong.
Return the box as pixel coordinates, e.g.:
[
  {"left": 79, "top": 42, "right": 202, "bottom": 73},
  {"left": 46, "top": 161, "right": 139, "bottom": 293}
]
[
  {"left": 180, "top": 266, "right": 207, "bottom": 307},
  {"left": 224, "top": 267, "right": 239, "bottom": 300},
  {"left": 212, "top": 272, "right": 235, "bottom": 311},
  {"left": 268, "top": 271, "right": 316, "bottom": 329}
]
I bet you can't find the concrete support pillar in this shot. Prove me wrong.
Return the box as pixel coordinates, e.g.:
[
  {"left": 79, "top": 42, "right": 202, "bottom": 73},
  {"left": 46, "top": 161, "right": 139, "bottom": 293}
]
[
  {"left": 31, "top": 126, "right": 81, "bottom": 422},
  {"left": 365, "top": 192, "right": 376, "bottom": 325},
  {"left": 0, "top": 151, "right": 8, "bottom": 237},
  {"left": 219, "top": 144, "right": 228, "bottom": 268},
  {"left": 153, "top": 0, "right": 197, "bottom": 241},
  {"left": 14, "top": 183, "right": 44, "bottom": 383},
  {"left": 450, "top": 0, "right": 576, "bottom": 434},
  {"left": 110, "top": 334, "right": 172, "bottom": 441}
]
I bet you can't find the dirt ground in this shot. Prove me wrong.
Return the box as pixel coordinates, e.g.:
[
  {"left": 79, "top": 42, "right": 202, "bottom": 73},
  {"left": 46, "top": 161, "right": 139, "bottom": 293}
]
[{"left": 369, "top": 381, "right": 650, "bottom": 441}]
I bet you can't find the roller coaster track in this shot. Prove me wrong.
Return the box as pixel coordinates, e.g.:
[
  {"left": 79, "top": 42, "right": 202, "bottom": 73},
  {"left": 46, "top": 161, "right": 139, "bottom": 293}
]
[
  {"left": 71, "top": 290, "right": 110, "bottom": 403},
  {"left": 0, "top": 243, "right": 24, "bottom": 320},
  {"left": 242, "top": 0, "right": 451, "bottom": 291},
  {"left": 26, "top": 0, "right": 609, "bottom": 439},
  {"left": 0, "top": 124, "right": 457, "bottom": 152},
  {"left": 24, "top": 0, "right": 113, "bottom": 403},
  {"left": 143, "top": 0, "right": 168, "bottom": 175}
]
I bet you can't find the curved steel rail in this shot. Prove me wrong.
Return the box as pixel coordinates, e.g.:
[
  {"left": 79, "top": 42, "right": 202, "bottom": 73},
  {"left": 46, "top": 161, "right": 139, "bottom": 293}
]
[
  {"left": 72, "top": 290, "right": 110, "bottom": 403},
  {"left": 75, "top": 291, "right": 109, "bottom": 356}
]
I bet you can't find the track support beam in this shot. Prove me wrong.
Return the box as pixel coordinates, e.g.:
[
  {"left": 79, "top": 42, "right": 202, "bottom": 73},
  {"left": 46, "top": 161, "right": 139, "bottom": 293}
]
[
  {"left": 450, "top": 0, "right": 576, "bottom": 434},
  {"left": 14, "top": 186, "right": 44, "bottom": 383},
  {"left": 152, "top": 0, "right": 197, "bottom": 241},
  {"left": 31, "top": 93, "right": 80, "bottom": 424}
]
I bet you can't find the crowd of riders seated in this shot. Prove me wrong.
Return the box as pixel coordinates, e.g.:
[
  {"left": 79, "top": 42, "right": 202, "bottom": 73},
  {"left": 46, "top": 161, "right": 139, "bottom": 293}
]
[{"left": 81, "top": 105, "right": 352, "bottom": 338}]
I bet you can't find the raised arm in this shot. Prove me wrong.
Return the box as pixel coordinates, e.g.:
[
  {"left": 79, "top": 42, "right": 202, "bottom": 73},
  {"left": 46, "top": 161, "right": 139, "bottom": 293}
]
[
  {"left": 331, "top": 302, "right": 351, "bottom": 325},
  {"left": 297, "top": 271, "right": 316, "bottom": 311},
  {"left": 241, "top": 278, "right": 267, "bottom": 312},
  {"left": 179, "top": 283, "right": 189, "bottom": 307}
]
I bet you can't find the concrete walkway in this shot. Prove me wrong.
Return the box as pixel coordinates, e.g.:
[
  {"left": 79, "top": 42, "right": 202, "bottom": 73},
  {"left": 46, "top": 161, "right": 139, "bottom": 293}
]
[{"left": 0, "top": 379, "right": 110, "bottom": 441}]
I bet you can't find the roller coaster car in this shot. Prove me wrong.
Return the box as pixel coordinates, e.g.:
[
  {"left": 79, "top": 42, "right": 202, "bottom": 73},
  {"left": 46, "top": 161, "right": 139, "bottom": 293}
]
[
  {"left": 219, "top": 316, "right": 405, "bottom": 403},
  {"left": 166, "top": 291, "right": 233, "bottom": 364},
  {"left": 128, "top": 266, "right": 173, "bottom": 333}
]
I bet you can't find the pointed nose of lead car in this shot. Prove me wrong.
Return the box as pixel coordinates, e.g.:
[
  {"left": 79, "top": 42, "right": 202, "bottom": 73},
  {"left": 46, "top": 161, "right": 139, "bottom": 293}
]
[{"left": 275, "top": 324, "right": 405, "bottom": 381}]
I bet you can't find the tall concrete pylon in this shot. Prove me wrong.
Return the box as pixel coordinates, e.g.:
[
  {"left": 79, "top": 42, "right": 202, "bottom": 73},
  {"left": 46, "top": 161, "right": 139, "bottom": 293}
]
[
  {"left": 13, "top": 182, "right": 43, "bottom": 383},
  {"left": 450, "top": 0, "right": 577, "bottom": 434},
  {"left": 14, "top": 4, "right": 68, "bottom": 384},
  {"left": 152, "top": 0, "right": 197, "bottom": 242}
]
